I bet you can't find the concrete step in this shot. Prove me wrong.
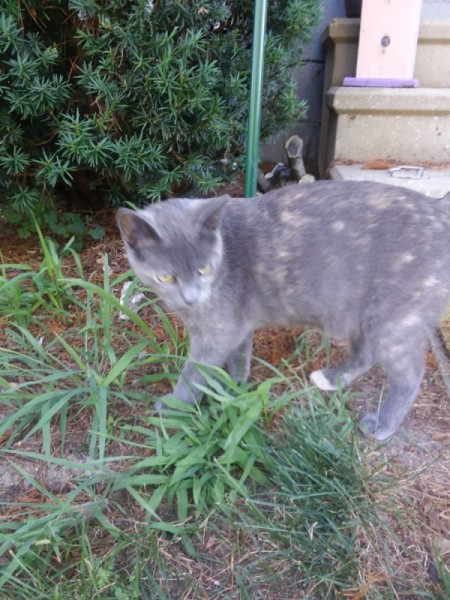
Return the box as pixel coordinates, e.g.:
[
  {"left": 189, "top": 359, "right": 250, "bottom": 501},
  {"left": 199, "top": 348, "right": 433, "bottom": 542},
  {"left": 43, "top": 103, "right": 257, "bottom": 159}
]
[
  {"left": 325, "top": 87, "right": 450, "bottom": 167},
  {"left": 330, "top": 163, "right": 450, "bottom": 198},
  {"left": 319, "top": 19, "right": 450, "bottom": 176}
]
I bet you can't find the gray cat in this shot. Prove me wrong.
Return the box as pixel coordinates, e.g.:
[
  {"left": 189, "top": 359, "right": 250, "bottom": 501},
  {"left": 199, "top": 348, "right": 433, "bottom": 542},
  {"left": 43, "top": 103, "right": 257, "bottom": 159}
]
[{"left": 117, "top": 180, "right": 450, "bottom": 440}]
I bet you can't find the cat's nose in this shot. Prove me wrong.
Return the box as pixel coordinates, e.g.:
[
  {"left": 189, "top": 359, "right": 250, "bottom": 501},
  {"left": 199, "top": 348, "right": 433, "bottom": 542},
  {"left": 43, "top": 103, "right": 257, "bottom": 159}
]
[{"left": 180, "top": 286, "right": 200, "bottom": 306}]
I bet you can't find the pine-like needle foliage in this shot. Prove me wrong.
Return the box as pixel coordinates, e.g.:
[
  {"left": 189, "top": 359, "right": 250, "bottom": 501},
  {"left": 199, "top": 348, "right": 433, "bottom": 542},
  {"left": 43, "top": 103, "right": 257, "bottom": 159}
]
[{"left": 0, "top": 0, "right": 321, "bottom": 235}]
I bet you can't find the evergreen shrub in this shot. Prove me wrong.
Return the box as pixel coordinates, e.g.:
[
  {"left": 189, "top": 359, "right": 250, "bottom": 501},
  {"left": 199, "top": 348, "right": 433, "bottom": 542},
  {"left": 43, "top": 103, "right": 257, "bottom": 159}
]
[{"left": 0, "top": 0, "right": 321, "bottom": 238}]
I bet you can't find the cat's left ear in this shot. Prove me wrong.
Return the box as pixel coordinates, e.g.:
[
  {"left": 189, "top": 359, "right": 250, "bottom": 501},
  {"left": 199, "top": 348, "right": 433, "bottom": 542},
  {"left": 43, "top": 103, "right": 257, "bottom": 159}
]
[{"left": 197, "top": 196, "right": 229, "bottom": 232}]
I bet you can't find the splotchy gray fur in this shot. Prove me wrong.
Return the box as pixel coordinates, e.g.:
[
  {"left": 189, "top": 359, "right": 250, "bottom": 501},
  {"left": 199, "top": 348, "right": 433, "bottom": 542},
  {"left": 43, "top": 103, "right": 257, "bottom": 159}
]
[{"left": 117, "top": 180, "right": 450, "bottom": 440}]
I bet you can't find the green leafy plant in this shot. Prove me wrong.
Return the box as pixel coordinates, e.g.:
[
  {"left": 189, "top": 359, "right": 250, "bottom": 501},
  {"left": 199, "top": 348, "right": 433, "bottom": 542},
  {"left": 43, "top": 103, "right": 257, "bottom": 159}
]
[
  {"left": 0, "top": 0, "right": 321, "bottom": 239},
  {"left": 115, "top": 369, "right": 297, "bottom": 522},
  {"left": 16, "top": 209, "right": 104, "bottom": 247},
  {"left": 0, "top": 238, "right": 82, "bottom": 331},
  {"left": 0, "top": 277, "right": 159, "bottom": 454}
]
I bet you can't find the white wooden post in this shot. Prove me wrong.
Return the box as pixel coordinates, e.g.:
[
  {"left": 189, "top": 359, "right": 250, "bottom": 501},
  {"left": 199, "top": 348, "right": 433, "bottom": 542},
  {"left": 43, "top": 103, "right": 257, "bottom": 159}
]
[{"left": 344, "top": 0, "right": 423, "bottom": 87}]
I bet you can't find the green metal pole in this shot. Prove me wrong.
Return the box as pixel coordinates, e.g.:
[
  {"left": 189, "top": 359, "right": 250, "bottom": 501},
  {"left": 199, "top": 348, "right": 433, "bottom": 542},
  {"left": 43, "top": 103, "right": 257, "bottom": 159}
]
[{"left": 244, "top": 0, "right": 268, "bottom": 198}]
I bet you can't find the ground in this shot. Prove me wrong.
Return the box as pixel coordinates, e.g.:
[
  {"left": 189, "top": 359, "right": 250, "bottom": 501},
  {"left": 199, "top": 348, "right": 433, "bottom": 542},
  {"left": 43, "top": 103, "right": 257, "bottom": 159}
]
[{"left": 1, "top": 185, "right": 450, "bottom": 597}]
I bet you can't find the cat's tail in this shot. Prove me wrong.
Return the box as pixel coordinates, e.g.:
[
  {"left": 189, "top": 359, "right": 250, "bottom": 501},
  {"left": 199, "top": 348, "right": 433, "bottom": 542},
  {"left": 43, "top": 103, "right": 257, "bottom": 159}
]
[{"left": 430, "top": 329, "right": 450, "bottom": 396}]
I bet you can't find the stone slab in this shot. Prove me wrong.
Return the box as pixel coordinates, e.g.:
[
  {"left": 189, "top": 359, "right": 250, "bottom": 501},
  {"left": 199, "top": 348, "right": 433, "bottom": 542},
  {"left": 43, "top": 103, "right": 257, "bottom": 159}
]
[
  {"left": 326, "top": 87, "right": 450, "bottom": 166},
  {"left": 330, "top": 163, "right": 450, "bottom": 198}
]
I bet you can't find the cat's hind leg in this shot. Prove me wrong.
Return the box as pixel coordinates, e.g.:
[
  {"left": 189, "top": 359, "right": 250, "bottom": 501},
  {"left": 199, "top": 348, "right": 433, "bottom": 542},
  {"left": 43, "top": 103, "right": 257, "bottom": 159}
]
[
  {"left": 310, "top": 333, "right": 374, "bottom": 391},
  {"left": 359, "top": 335, "right": 426, "bottom": 440}
]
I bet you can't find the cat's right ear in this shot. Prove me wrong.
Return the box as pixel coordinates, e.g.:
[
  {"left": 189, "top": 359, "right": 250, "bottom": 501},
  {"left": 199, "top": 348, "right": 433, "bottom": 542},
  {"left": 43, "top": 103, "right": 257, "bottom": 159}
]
[{"left": 116, "top": 208, "right": 160, "bottom": 249}]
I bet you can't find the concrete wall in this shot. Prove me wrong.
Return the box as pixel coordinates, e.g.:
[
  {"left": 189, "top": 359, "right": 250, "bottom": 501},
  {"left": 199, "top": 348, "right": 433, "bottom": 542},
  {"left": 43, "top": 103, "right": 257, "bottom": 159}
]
[
  {"left": 261, "top": 0, "right": 450, "bottom": 166},
  {"left": 260, "top": 0, "right": 345, "bottom": 165},
  {"left": 423, "top": 0, "right": 450, "bottom": 19}
]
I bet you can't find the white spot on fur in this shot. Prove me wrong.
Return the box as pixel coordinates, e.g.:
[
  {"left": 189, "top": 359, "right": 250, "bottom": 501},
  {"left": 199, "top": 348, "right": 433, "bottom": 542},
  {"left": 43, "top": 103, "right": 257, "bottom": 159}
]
[
  {"left": 310, "top": 369, "right": 337, "bottom": 391},
  {"left": 399, "top": 252, "right": 415, "bottom": 264},
  {"left": 280, "top": 211, "right": 292, "bottom": 223},
  {"left": 333, "top": 220, "right": 345, "bottom": 232},
  {"left": 280, "top": 211, "right": 312, "bottom": 226},
  {"left": 423, "top": 276, "right": 438, "bottom": 287},
  {"left": 400, "top": 314, "right": 421, "bottom": 328}
]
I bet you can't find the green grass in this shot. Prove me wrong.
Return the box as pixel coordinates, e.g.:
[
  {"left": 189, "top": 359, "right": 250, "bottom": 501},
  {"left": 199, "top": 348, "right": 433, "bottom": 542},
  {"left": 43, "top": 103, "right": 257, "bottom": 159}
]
[
  {"left": 1, "top": 235, "right": 449, "bottom": 599},
  {"left": 236, "top": 397, "right": 375, "bottom": 596}
]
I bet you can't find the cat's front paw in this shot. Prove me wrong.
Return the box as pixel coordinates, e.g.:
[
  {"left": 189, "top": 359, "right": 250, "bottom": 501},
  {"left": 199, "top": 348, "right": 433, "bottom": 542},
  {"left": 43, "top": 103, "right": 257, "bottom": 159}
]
[
  {"left": 358, "top": 412, "right": 395, "bottom": 440},
  {"left": 154, "top": 395, "right": 192, "bottom": 413},
  {"left": 154, "top": 397, "right": 169, "bottom": 412}
]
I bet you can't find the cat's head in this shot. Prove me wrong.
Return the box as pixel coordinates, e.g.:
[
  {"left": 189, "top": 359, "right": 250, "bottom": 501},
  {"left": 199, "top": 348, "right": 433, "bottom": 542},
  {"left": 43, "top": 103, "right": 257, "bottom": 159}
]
[{"left": 117, "top": 196, "right": 228, "bottom": 311}]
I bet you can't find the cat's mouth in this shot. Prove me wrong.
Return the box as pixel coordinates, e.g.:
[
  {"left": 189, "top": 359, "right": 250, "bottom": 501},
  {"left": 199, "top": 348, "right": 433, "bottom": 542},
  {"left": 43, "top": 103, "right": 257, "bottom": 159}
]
[{"left": 163, "top": 287, "right": 211, "bottom": 311}]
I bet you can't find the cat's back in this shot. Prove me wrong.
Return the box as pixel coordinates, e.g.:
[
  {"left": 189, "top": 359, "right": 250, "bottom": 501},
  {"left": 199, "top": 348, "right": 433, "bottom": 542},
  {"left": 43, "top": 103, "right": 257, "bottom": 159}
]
[
  {"left": 218, "top": 181, "right": 450, "bottom": 328},
  {"left": 221, "top": 180, "right": 450, "bottom": 255},
  {"left": 225, "top": 180, "right": 444, "bottom": 225}
]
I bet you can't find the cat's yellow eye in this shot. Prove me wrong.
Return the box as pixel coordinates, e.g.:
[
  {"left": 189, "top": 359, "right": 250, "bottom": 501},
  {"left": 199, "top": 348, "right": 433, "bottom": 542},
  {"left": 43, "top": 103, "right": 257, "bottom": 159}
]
[
  {"left": 156, "top": 274, "right": 176, "bottom": 284},
  {"left": 198, "top": 264, "right": 213, "bottom": 276}
]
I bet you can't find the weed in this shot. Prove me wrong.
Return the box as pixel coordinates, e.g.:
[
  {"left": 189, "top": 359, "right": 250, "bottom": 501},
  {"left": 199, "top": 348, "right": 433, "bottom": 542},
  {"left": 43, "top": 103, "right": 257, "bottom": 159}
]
[
  {"left": 116, "top": 368, "right": 296, "bottom": 521},
  {"left": 0, "top": 232, "right": 85, "bottom": 329},
  {"left": 433, "top": 550, "right": 450, "bottom": 599}
]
